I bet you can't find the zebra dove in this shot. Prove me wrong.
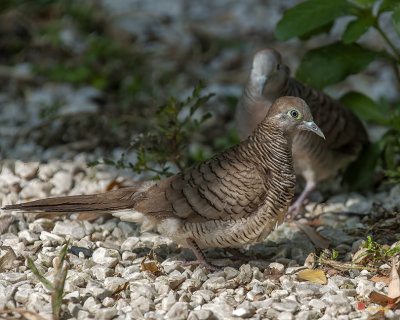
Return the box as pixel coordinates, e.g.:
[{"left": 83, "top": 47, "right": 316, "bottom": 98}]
[
  {"left": 235, "top": 48, "right": 368, "bottom": 217},
  {"left": 4, "top": 97, "right": 324, "bottom": 269}
]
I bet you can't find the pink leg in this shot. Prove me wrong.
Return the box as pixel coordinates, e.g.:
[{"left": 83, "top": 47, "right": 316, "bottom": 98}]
[
  {"left": 181, "top": 238, "right": 221, "bottom": 271},
  {"left": 287, "top": 180, "right": 316, "bottom": 218}
]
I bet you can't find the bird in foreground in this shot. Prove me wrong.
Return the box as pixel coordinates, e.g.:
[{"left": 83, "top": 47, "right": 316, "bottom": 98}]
[
  {"left": 235, "top": 48, "right": 368, "bottom": 217},
  {"left": 4, "top": 97, "right": 324, "bottom": 270}
]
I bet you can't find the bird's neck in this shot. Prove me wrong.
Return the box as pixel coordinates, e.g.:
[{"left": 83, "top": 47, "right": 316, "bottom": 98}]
[
  {"left": 245, "top": 74, "right": 266, "bottom": 103},
  {"left": 245, "top": 122, "right": 294, "bottom": 176}
]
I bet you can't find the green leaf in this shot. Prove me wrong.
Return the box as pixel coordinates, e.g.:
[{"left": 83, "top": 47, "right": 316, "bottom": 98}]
[
  {"left": 379, "top": 0, "right": 400, "bottom": 14},
  {"left": 342, "top": 14, "right": 374, "bottom": 43},
  {"left": 275, "top": 0, "right": 356, "bottom": 41},
  {"left": 298, "top": 22, "right": 334, "bottom": 41},
  {"left": 340, "top": 91, "right": 387, "bottom": 123},
  {"left": 296, "top": 42, "right": 381, "bottom": 89},
  {"left": 352, "top": 0, "right": 376, "bottom": 7},
  {"left": 392, "top": 6, "right": 400, "bottom": 36},
  {"left": 342, "top": 142, "right": 381, "bottom": 190},
  {"left": 27, "top": 257, "right": 55, "bottom": 291}
]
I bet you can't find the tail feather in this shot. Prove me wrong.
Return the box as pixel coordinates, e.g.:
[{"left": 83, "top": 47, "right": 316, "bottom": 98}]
[{"left": 2, "top": 187, "right": 139, "bottom": 213}]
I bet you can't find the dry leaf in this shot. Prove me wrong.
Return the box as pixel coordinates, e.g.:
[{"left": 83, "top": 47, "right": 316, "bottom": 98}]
[
  {"left": 0, "top": 246, "right": 17, "bottom": 272},
  {"left": 297, "top": 269, "right": 327, "bottom": 284},
  {"left": 141, "top": 260, "right": 160, "bottom": 273},
  {"left": 304, "top": 253, "right": 316, "bottom": 269},
  {"left": 388, "top": 257, "right": 400, "bottom": 299},
  {"left": 296, "top": 223, "right": 330, "bottom": 249},
  {"left": 0, "top": 214, "right": 14, "bottom": 234},
  {"left": 370, "top": 276, "right": 390, "bottom": 286},
  {"left": 369, "top": 290, "right": 390, "bottom": 304}
]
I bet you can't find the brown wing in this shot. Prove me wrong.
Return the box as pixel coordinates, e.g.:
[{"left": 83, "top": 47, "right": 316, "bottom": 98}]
[{"left": 134, "top": 147, "right": 268, "bottom": 222}]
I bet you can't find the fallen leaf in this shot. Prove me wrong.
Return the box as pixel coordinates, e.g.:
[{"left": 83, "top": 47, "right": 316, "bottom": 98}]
[
  {"left": 370, "top": 276, "right": 390, "bottom": 286},
  {"left": 388, "top": 257, "right": 400, "bottom": 299},
  {"left": 369, "top": 290, "right": 390, "bottom": 304},
  {"left": 308, "top": 218, "right": 323, "bottom": 227},
  {"left": 304, "top": 253, "right": 316, "bottom": 269},
  {"left": 105, "top": 179, "right": 125, "bottom": 191},
  {"left": 297, "top": 269, "right": 327, "bottom": 284},
  {"left": 296, "top": 223, "right": 331, "bottom": 249},
  {"left": 0, "top": 214, "right": 14, "bottom": 234},
  {"left": 0, "top": 246, "right": 17, "bottom": 272}
]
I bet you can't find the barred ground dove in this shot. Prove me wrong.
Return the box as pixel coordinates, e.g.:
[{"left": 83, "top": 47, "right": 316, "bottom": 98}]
[
  {"left": 4, "top": 97, "right": 324, "bottom": 269},
  {"left": 235, "top": 48, "right": 369, "bottom": 216}
]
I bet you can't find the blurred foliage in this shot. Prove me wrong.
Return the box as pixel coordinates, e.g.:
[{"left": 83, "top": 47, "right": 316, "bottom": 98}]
[
  {"left": 88, "top": 82, "right": 214, "bottom": 179},
  {"left": 0, "top": 0, "right": 232, "bottom": 175},
  {"left": 276, "top": 0, "right": 400, "bottom": 187}
]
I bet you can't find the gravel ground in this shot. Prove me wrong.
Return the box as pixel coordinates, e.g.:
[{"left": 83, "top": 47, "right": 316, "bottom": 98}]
[{"left": 1, "top": 0, "right": 400, "bottom": 319}]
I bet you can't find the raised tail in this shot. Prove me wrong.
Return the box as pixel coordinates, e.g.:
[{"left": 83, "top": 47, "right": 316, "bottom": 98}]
[{"left": 2, "top": 187, "right": 139, "bottom": 214}]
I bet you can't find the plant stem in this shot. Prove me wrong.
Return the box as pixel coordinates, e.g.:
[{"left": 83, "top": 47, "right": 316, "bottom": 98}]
[{"left": 374, "top": 22, "right": 400, "bottom": 61}]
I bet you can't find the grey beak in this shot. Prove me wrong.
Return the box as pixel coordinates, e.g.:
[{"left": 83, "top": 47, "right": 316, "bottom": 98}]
[{"left": 302, "top": 121, "right": 325, "bottom": 139}]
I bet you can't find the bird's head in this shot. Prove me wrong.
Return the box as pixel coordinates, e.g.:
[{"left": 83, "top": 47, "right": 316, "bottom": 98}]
[
  {"left": 250, "top": 48, "right": 289, "bottom": 97},
  {"left": 266, "top": 96, "right": 325, "bottom": 140}
]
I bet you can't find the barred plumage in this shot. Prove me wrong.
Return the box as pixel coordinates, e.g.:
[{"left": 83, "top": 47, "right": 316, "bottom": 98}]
[
  {"left": 3, "top": 96, "right": 324, "bottom": 269},
  {"left": 235, "top": 48, "right": 368, "bottom": 216}
]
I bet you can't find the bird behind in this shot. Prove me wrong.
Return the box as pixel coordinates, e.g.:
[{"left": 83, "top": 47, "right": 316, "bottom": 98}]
[
  {"left": 4, "top": 96, "right": 324, "bottom": 269},
  {"left": 235, "top": 48, "right": 368, "bottom": 216}
]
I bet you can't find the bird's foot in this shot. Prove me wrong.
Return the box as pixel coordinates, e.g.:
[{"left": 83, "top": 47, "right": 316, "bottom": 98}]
[
  {"left": 286, "top": 199, "right": 305, "bottom": 220},
  {"left": 181, "top": 259, "right": 222, "bottom": 271},
  {"left": 184, "top": 238, "right": 222, "bottom": 271}
]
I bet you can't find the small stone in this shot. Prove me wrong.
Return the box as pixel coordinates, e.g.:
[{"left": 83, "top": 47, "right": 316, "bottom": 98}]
[
  {"left": 53, "top": 221, "right": 86, "bottom": 239},
  {"left": 188, "top": 309, "right": 212, "bottom": 320},
  {"left": 202, "top": 277, "right": 232, "bottom": 291},
  {"left": 91, "top": 265, "right": 113, "bottom": 281},
  {"left": 130, "top": 296, "right": 154, "bottom": 314},
  {"left": 104, "top": 277, "right": 127, "bottom": 292},
  {"left": 39, "top": 231, "right": 64, "bottom": 245},
  {"left": 356, "top": 279, "right": 375, "bottom": 297},
  {"left": 18, "top": 230, "right": 39, "bottom": 244},
  {"left": 162, "top": 260, "right": 185, "bottom": 274},
  {"left": 94, "top": 308, "right": 117, "bottom": 320},
  {"left": 92, "top": 247, "right": 120, "bottom": 268},
  {"left": 270, "top": 289, "right": 289, "bottom": 299},
  {"left": 308, "top": 299, "right": 326, "bottom": 310},
  {"left": 277, "top": 311, "right": 293, "bottom": 320},
  {"left": 224, "top": 267, "right": 239, "bottom": 280},
  {"left": 192, "top": 267, "right": 208, "bottom": 282},
  {"left": 85, "top": 281, "right": 110, "bottom": 300},
  {"left": 14, "top": 161, "right": 39, "bottom": 180},
  {"left": 50, "top": 171, "right": 73, "bottom": 195},
  {"left": 272, "top": 300, "right": 299, "bottom": 313},
  {"left": 1, "top": 233, "right": 19, "bottom": 246},
  {"left": 202, "top": 303, "right": 233, "bottom": 320},
  {"left": 165, "top": 302, "right": 188, "bottom": 320},
  {"left": 269, "top": 262, "right": 285, "bottom": 273},
  {"left": 102, "top": 297, "right": 114, "bottom": 308},
  {"left": 121, "top": 237, "right": 140, "bottom": 251},
  {"left": 29, "top": 218, "right": 54, "bottom": 233}
]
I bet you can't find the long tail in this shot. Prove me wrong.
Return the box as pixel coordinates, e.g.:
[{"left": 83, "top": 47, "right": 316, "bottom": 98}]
[{"left": 2, "top": 187, "right": 139, "bottom": 214}]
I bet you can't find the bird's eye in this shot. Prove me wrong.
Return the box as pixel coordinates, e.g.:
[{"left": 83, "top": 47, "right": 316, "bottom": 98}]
[{"left": 288, "top": 109, "right": 301, "bottom": 120}]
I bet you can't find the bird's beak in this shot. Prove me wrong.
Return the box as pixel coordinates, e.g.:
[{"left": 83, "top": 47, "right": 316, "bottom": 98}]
[{"left": 301, "top": 121, "right": 325, "bottom": 139}]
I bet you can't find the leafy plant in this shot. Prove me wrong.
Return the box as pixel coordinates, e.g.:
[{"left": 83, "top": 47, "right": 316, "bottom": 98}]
[
  {"left": 275, "top": 0, "right": 400, "bottom": 188},
  {"left": 27, "top": 241, "right": 69, "bottom": 320},
  {"left": 89, "top": 81, "right": 214, "bottom": 178},
  {"left": 356, "top": 236, "right": 400, "bottom": 264}
]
